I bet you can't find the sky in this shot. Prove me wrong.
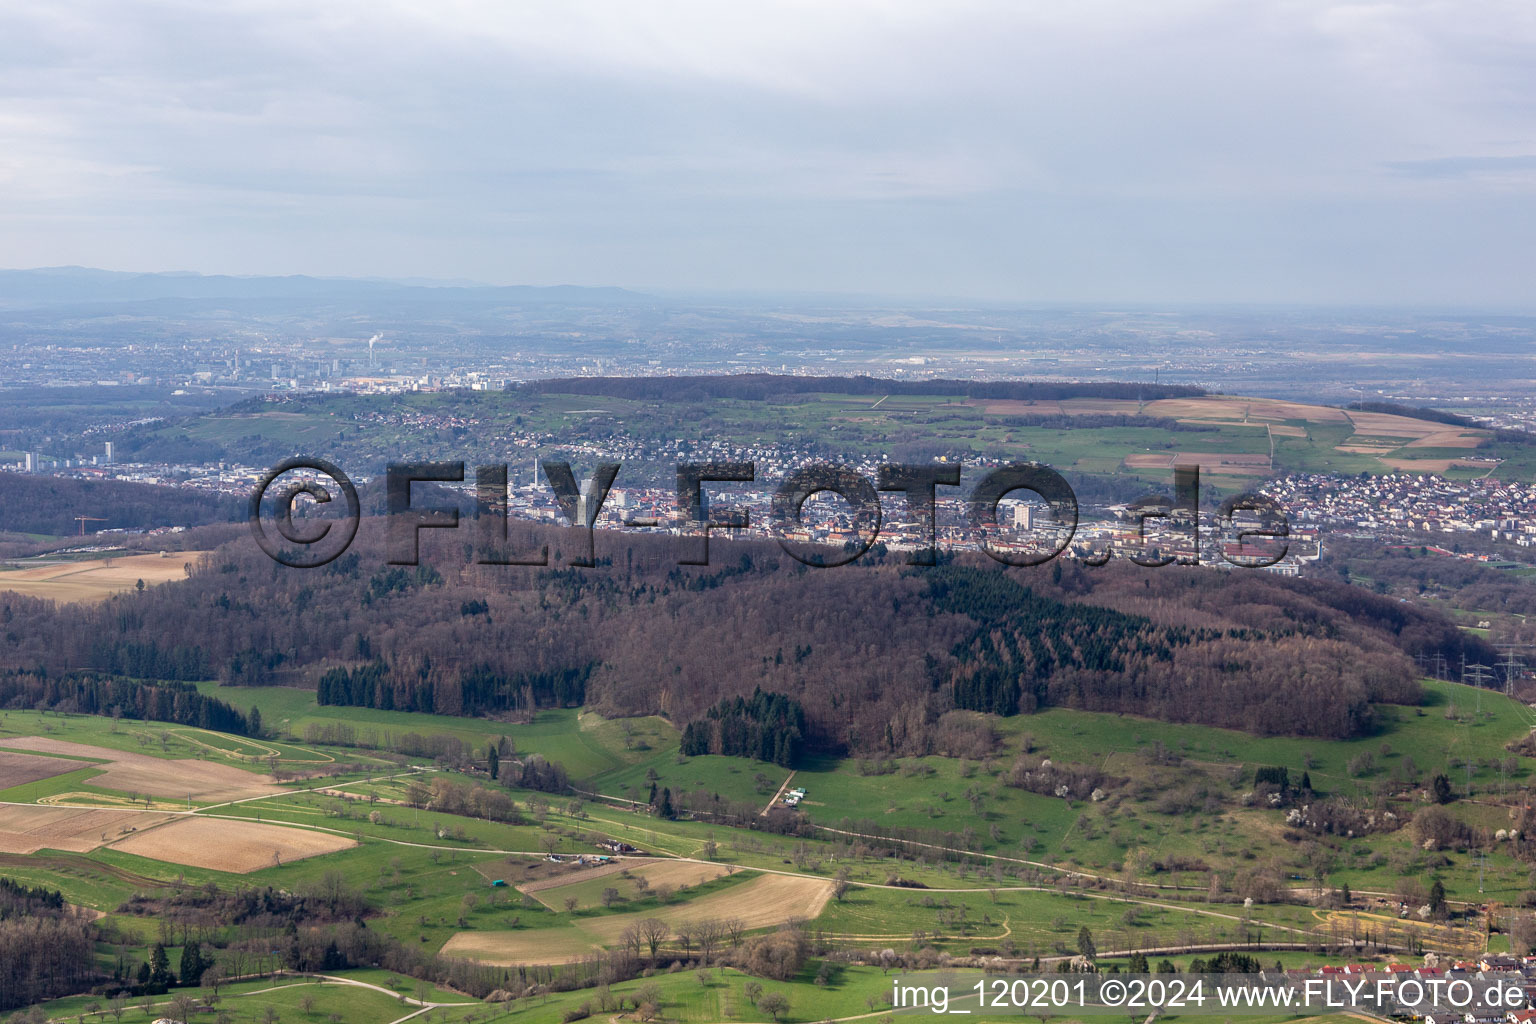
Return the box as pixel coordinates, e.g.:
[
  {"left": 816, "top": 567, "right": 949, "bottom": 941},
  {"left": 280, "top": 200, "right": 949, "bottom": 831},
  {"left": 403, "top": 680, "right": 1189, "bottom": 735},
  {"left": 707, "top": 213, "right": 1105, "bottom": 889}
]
[{"left": 0, "top": 0, "right": 1533, "bottom": 305}]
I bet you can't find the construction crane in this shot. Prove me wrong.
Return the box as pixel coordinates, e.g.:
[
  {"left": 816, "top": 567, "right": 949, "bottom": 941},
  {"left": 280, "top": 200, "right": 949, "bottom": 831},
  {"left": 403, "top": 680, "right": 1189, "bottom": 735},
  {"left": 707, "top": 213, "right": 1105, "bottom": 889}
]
[{"left": 74, "top": 515, "right": 106, "bottom": 537}]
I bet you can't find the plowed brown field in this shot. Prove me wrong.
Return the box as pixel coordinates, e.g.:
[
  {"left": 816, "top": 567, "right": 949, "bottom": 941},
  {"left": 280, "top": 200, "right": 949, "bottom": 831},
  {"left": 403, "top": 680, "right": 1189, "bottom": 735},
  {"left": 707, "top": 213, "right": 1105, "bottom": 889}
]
[
  {"left": 1, "top": 738, "right": 276, "bottom": 802},
  {"left": 442, "top": 872, "right": 833, "bottom": 965},
  {"left": 0, "top": 804, "right": 176, "bottom": 853},
  {"left": 0, "top": 750, "right": 84, "bottom": 789},
  {"left": 110, "top": 817, "right": 355, "bottom": 872}
]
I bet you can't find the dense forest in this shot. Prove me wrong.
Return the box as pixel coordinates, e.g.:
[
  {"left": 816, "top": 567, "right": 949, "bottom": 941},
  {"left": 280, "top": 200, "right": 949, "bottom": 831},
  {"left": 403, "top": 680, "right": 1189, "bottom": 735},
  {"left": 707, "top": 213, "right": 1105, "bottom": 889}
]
[
  {"left": 0, "top": 880, "right": 94, "bottom": 1011},
  {"left": 0, "top": 520, "right": 1493, "bottom": 750},
  {"left": 0, "top": 473, "right": 239, "bottom": 536}
]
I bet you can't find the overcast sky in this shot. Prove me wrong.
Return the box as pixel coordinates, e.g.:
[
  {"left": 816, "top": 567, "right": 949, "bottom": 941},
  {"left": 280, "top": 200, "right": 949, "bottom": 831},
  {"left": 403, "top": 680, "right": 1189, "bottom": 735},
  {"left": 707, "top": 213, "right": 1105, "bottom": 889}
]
[{"left": 1, "top": 1, "right": 1533, "bottom": 305}]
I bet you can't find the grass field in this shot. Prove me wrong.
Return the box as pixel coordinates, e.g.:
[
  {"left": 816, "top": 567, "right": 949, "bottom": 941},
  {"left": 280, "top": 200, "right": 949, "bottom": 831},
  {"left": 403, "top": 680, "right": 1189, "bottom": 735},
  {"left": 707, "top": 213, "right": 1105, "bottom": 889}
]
[
  {"left": 181, "top": 642, "right": 1536, "bottom": 848},
  {"left": 34, "top": 972, "right": 482, "bottom": 1024},
  {"left": 990, "top": 677, "right": 1534, "bottom": 799},
  {"left": 591, "top": 753, "right": 792, "bottom": 808},
  {"left": 0, "top": 709, "right": 376, "bottom": 772},
  {"left": 466, "top": 961, "right": 907, "bottom": 1023},
  {"left": 191, "top": 686, "right": 678, "bottom": 780}
]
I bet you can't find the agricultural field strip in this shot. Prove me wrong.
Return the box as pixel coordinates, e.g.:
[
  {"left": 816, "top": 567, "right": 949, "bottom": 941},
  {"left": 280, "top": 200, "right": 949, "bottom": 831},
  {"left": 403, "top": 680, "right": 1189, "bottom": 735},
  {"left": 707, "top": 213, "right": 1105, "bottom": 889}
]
[
  {"left": 0, "top": 551, "right": 208, "bottom": 604},
  {"left": 810, "top": 822, "right": 1484, "bottom": 909},
  {"left": 2, "top": 734, "right": 1480, "bottom": 937},
  {"left": 111, "top": 816, "right": 357, "bottom": 872},
  {"left": 443, "top": 873, "right": 837, "bottom": 964},
  {"left": 4, "top": 734, "right": 1494, "bottom": 916},
  {"left": 0, "top": 781, "right": 1398, "bottom": 967},
  {"left": 0, "top": 749, "right": 97, "bottom": 790},
  {"left": 0, "top": 735, "right": 280, "bottom": 801},
  {"left": 0, "top": 803, "right": 181, "bottom": 854},
  {"left": 517, "top": 859, "right": 629, "bottom": 894},
  {"left": 168, "top": 726, "right": 336, "bottom": 764},
  {"left": 59, "top": 779, "right": 1326, "bottom": 934},
  {"left": 167, "top": 804, "right": 1332, "bottom": 944},
  {"left": 567, "top": 801, "right": 1493, "bottom": 912},
  {"left": 197, "top": 766, "right": 430, "bottom": 811},
  {"left": 542, "top": 795, "right": 1428, "bottom": 912},
  {"left": 0, "top": 745, "right": 106, "bottom": 762}
]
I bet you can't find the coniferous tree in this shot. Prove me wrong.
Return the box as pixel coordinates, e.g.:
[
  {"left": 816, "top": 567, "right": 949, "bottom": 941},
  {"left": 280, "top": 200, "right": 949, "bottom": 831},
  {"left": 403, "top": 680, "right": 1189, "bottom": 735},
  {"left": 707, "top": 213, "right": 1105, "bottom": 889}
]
[
  {"left": 148, "top": 943, "right": 174, "bottom": 990},
  {"left": 1432, "top": 774, "right": 1454, "bottom": 804},
  {"left": 1076, "top": 926, "right": 1096, "bottom": 962},
  {"left": 179, "top": 941, "right": 204, "bottom": 986}
]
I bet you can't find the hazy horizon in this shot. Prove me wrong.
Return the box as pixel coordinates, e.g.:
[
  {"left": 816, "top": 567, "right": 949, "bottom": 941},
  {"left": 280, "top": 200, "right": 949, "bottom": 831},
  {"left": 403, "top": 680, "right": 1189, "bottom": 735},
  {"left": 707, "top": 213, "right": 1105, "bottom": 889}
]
[
  {"left": 7, "top": 263, "right": 1536, "bottom": 316},
  {"left": 3, "top": 2, "right": 1535, "bottom": 307}
]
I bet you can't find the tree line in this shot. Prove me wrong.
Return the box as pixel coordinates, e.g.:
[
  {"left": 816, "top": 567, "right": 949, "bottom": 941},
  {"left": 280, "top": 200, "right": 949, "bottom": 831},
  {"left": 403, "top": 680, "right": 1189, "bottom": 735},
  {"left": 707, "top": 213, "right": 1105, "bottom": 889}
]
[
  {"left": 680, "top": 689, "right": 807, "bottom": 766},
  {"left": 316, "top": 659, "right": 589, "bottom": 716},
  {"left": 0, "top": 671, "right": 254, "bottom": 735}
]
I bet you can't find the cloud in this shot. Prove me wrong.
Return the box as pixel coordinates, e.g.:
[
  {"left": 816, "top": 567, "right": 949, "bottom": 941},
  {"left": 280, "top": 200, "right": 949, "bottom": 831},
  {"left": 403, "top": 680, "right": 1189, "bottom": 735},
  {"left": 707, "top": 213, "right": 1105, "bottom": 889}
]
[
  {"left": 1385, "top": 155, "right": 1536, "bottom": 181},
  {"left": 0, "top": 1, "right": 1533, "bottom": 304}
]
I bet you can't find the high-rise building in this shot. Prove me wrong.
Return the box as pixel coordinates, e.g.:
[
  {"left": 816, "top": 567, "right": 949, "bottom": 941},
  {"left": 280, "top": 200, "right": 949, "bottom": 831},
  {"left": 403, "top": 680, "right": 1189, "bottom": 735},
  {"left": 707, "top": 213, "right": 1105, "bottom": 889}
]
[
  {"left": 104, "top": 441, "right": 114, "bottom": 464},
  {"left": 23, "top": 452, "right": 36, "bottom": 472},
  {"left": 1012, "top": 503, "right": 1034, "bottom": 530}
]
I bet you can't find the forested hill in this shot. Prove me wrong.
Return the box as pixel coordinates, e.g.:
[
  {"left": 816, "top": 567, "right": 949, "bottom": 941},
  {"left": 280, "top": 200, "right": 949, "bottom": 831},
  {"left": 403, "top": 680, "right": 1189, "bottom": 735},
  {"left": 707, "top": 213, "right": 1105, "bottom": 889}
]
[
  {"left": 0, "top": 523, "right": 1489, "bottom": 752},
  {"left": 518, "top": 374, "right": 1205, "bottom": 402}
]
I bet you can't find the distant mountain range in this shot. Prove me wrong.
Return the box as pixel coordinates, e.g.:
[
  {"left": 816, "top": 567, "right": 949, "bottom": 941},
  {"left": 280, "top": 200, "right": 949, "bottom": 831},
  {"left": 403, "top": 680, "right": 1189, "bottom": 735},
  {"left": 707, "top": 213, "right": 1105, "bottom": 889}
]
[{"left": 0, "top": 267, "right": 646, "bottom": 310}]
